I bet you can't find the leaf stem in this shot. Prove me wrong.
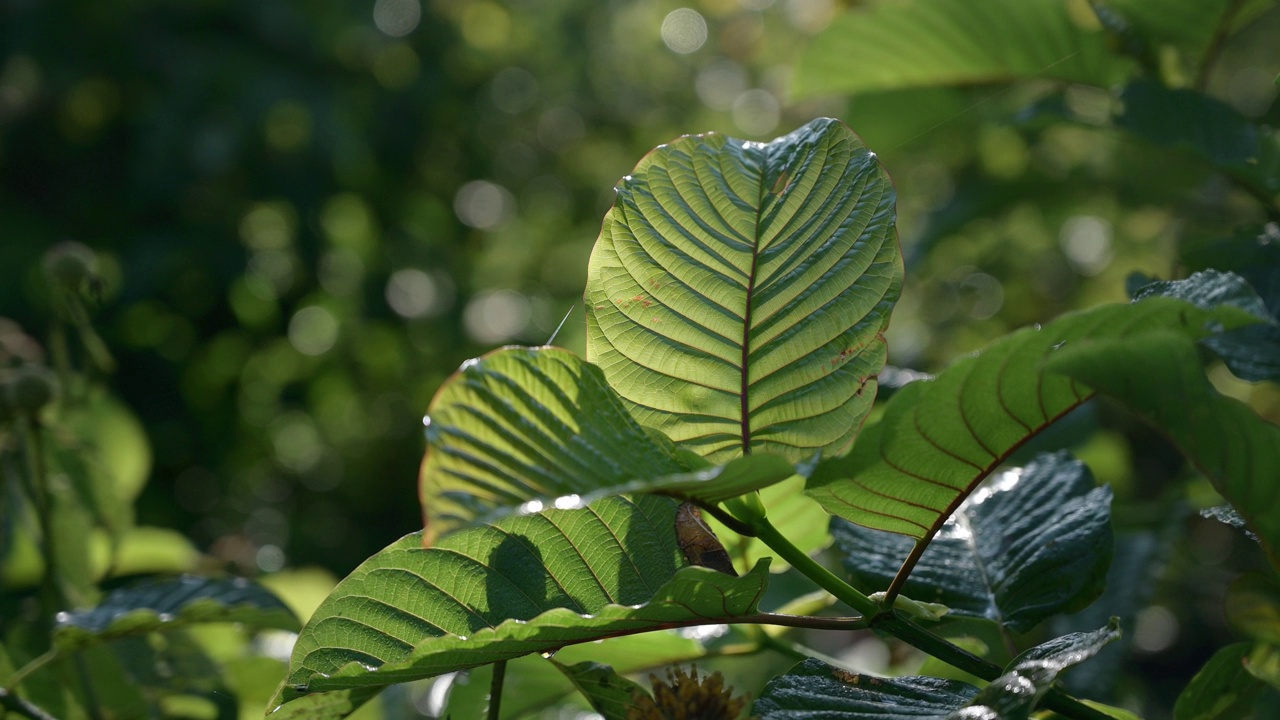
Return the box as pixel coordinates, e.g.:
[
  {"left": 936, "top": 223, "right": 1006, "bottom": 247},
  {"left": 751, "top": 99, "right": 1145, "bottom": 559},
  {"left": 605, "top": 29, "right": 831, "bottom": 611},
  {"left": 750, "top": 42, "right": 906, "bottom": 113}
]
[
  {"left": 882, "top": 539, "right": 927, "bottom": 606},
  {"left": 487, "top": 660, "right": 506, "bottom": 720},
  {"left": 749, "top": 515, "right": 879, "bottom": 617},
  {"left": 0, "top": 688, "right": 60, "bottom": 720}
]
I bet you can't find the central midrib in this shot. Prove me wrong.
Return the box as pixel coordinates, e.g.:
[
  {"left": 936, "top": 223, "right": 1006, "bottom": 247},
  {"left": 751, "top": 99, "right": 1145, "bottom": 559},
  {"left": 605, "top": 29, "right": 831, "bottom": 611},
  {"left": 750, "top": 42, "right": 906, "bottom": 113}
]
[{"left": 740, "top": 158, "right": 766, "bottom": 457}]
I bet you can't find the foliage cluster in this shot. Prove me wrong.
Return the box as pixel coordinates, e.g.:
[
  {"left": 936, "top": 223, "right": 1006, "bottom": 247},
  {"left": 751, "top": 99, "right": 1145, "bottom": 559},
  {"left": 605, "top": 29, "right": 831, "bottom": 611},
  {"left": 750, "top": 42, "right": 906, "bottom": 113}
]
[{"left": 2, "top": 1, "right": 1280, "bottom": 719}]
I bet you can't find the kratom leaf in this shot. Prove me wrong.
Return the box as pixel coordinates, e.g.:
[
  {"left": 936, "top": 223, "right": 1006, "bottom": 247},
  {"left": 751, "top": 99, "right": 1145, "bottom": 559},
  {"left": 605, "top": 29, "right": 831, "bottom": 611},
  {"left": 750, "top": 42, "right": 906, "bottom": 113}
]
[
  {"left": 831, "top": 452, "right": 1112, "bottom": 634},
  {"left": 419, "top": 346, "right": 795, "bottom": 543},
  {"left": 754, "top": 658, "right": 978, "bottom": 718},
  {"left": 1116, "top": 80, "right": 1280, "bottom": 203},
  {"left": 585, "top": 117, "right": 901, "bottom": 464},
  {"left": 552, "top": 661, "right": 648, "bottom": 720},
  {"left": 791, "top": 0, "right": 1125, "bottom": 99},
  {"left": 1045, "top": 332, "right": 1280, "bottom": 568},
  {"left": 957, "top": 621, "right": 1121, "bottom": 718},
  {"left": 1174, "top": 642, "right": 1267, "bottom": 720},
  {"left": 274, "top": 496, "right": 770, "bottom": 717},
  {"left": 52, "top": 575, "right": 298, "bottom": 651},
  {"left": 807, "top": 297, "right": 1255, "bottom": 541}
]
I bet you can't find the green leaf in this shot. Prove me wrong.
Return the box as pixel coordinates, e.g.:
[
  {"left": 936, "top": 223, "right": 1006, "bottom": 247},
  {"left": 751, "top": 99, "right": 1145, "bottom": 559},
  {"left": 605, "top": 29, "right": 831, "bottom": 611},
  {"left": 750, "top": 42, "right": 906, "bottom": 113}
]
[
  {"left": 1045, "top": 332, "right": 1280, "bottom": 568},
  {"left": 585, "top": 117, "right": 901, "bottom": 464},
  {"left": 831, "top": 451, "right": 1112, "bottom": 634},
  {"left": 753, "top": 657, "right": 979, "bottom": 718},
  {"left": 807, "top": 297, "right": 1254, "bottom": 541},
  {"left": 1226, "top": 573, "right": 1280, "bottom": 645},
  {"left": 275, "top": 496, "right": 770, "bottom": 717},
  {"left": 419, "top": 346, "right": 796, "bottom": 543},
  {"left": 1116, "top": 80, "right": 1280, "bottom": 202},
  {"left": 551, "top": 661, "right": 647, "bottom": 720},
  {"left": 1130, "top": 269, "right": 1280, "bottom": 383},
  {"left": 956, "top": 621, "right": 1121, "bottom": 718},
  {"left": 52, "top": 575, "right": 299, "bottom": 651},
  {"left": 791, "top": 0, "right": 1125, "bottom": 99},
  {"left": 1175, "top": 642, "right": 1266, "bottom": 720}
]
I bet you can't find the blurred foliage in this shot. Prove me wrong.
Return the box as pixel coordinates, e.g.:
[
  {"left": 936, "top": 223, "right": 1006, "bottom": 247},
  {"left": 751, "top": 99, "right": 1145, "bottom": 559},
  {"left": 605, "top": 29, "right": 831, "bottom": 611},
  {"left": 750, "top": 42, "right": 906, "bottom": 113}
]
[{"left": 1, "top": 0, "right": 1279, "bottom": 718}]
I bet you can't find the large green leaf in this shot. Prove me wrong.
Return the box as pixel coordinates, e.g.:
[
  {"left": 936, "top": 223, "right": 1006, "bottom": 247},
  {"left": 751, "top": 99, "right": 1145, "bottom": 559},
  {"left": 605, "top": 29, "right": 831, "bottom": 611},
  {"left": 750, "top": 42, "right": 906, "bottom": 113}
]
[
  {"left": 806, "top": 297, "right": 1256, "bottom": 541},
  {"left": 419, "top": 346, "right": 796, "bottom": 543},
  {"left": 1045, "top": 332, "right": 1280, "bottom": 567},
  {"left": 585, "top": 117, "right": 901, "bottom": 464},
  {"left": 53, "top": 576, "right": 298, "bottom": 651},
  {"left": 274, "top": 496, "right": 771, "bottom": 717},
  {"left": 831, "top": 452, "right": 1112, "bottom": 634},
  {"left": 1130, "top": 269, "right": 1280, "bottom": 383},
  {"left": 753, "top": 658, "right": 979, "bottom": 719},
  {"left": 791, "top": 0, "right": 1125, "bottom": 99},
  {"left": 1116, "top": 80, "right": 1280, "bottom": 206}
]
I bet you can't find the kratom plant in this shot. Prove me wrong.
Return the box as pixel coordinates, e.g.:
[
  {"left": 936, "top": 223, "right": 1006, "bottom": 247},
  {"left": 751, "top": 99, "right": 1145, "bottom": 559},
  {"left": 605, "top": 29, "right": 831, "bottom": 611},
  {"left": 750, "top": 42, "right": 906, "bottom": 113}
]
[{"left": 269, "top": 118, "right": 1280, "bottom": 719}]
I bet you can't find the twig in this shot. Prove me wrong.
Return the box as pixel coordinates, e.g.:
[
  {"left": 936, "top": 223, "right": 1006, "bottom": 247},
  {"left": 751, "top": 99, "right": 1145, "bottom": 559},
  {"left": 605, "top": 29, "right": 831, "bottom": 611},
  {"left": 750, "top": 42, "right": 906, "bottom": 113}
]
[{"left": 487, "top": 660, "right": 506, "bottom": 720}]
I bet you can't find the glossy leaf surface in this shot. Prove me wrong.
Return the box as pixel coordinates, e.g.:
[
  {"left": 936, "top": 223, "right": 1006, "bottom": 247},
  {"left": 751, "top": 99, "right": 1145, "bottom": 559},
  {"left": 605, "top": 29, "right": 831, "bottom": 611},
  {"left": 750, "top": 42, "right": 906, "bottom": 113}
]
[
  {"left": 792, "top": 0, "right": 1124, "bottom": 98},
  {"left": 586, "top": 117, "right": 900, "bottom": 463},
  {"left": 808, "top": 298, "right": 1254, "bottom": 540},
  {"left": 275, "top": 496, "right": 770, "bottom": 717},
  {"left": 753, "top": 657, "right": 978, "bottom": 719},
  {"left": 1046, "top": 332, "right": 1280, "bottom": 568},
  {"left": 831, "top": 452, "right": 1112, "bottom": 633},
  {"left": 53, "top": 575, "right": 298, "bottom": 651},
  {"left": 419, "top": 346, "right": 794, "bottom": 543}
]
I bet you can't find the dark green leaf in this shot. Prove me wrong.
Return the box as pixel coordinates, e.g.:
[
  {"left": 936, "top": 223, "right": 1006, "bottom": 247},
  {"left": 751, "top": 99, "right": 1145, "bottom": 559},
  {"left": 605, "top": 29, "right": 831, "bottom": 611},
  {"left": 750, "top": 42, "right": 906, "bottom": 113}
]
[
  {"left": 586, "top": 117, "right": 900, "bottom": 464},
  {"left": 53, "top": 575, "right": 299, "bottom": 651},
  {"left": 1116, "top": 80, "right": 1280, "bottom": 201},
  {"left": 807, "top": 298, "right": 1254, "bottom": 541},
  {"left": 791, "top": 0, "right": 1125, "bottom": 98},
  {"left": 1174, "top": 642, "right": 1266, "bottom": 720},
  {"left": 753, "top": 657, "right": 978, "bottom": 719},
  {"left": 419, "top": 346, "right": 796, "bottom": 543},
  {"left": 551, "top": 661, "right": 647, "bottom": 720},
  {"left": 1130, "top": 269, "right": 1280, "bottom": 382},
  {"left": 275, "top": 496, "right": 770, "bottom": 717},
  {"left": 1046, "top": 332, "right": 1280, "bottom": 568},
  {"left": 955, "top": 621, "right": 1121, "bottom": 719},
  {"left": 831, "top": 452, "right": 1112, "bottom": 634}
]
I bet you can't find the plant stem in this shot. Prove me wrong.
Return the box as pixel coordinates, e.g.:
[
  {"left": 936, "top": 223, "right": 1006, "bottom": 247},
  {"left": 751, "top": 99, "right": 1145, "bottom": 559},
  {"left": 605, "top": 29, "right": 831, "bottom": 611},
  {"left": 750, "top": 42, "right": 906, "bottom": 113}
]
[
  {"left": 0, "top": 688, "right": 60, "bottom": 720},
  {"left": 4, "top": 649, "right": 59, "bottom": 694},
  {"left": 487, "top": 660, "right": 506, "bottom": 720},
  {"left": 749, "top": 515, "right": 879, "bottom": 617}
]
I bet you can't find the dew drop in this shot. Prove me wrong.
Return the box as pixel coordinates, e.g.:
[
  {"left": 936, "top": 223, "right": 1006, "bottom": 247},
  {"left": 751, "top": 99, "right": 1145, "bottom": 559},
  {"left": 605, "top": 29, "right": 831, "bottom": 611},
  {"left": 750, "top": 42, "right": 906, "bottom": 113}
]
[
  {"left": 422, "top": 415, "right": 432, "bottom": 428},
  {"left": 459, "top": 357, "right": 480, "bottom": 371},
  {"left": 1033, "top": 323, "right": 1043, "bottom": 331},
  {"left": 540, "top": 650, "right": 557, "bottom": 659}
]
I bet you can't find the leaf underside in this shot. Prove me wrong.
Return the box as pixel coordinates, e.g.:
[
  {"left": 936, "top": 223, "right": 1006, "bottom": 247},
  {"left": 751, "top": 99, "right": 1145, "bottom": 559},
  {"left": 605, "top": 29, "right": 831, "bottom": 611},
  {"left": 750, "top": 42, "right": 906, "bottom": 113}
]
[
  {"left": 831, "top": 451, "right": 1113, "bottom": 634},
  {"left": 791, "top": 0, "right": 1125, "bottom": 99},
  {"left": 419, "top": 346, "right": 797, "bottom": 543},
  {"left": 275, "top": 496, "right": 771, "bottom": 717},
  {"left": 1047, "top": 332, "right": 1280, "bottom": 568},
  {"left": 586, "top": 117, "right": 901, "bottom": 464},
  {"left": 807, "top": 297, "right": 1256, "bottom": 541}
]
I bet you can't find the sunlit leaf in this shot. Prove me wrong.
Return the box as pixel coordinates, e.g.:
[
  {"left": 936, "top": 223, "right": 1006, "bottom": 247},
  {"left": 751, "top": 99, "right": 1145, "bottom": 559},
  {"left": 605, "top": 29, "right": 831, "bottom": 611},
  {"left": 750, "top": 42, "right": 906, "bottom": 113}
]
[
  {"left": 585, "top": 117, "right": 901, "bottom": 464},
  {"left": 419, "top": 346, "right": 796, "bottom": 543},
  {"left": 807, "top": 298, "right": 1255, "bottom": 540},
  {"left": 52, "top": 575, "right": 299, "bottom": 651},
  {"left": 1046, "top": 332, "right": 1280, "bottom": 568},
  {"left": 792, "top": 0, "right": 1125, "bottom": 98},
  {"left": 831, "top": 452, "right": 1112, "bottom": 634},
  {"left": 274, "top": 496, "right": 770, "bottom": 718}
]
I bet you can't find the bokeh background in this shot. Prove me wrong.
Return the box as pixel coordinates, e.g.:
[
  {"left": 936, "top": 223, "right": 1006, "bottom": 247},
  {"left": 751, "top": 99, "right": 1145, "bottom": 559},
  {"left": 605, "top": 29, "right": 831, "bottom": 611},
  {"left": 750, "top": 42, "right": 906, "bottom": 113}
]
[{"left": 2, "top": 0, "right": 1279, "bottom": 715}]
